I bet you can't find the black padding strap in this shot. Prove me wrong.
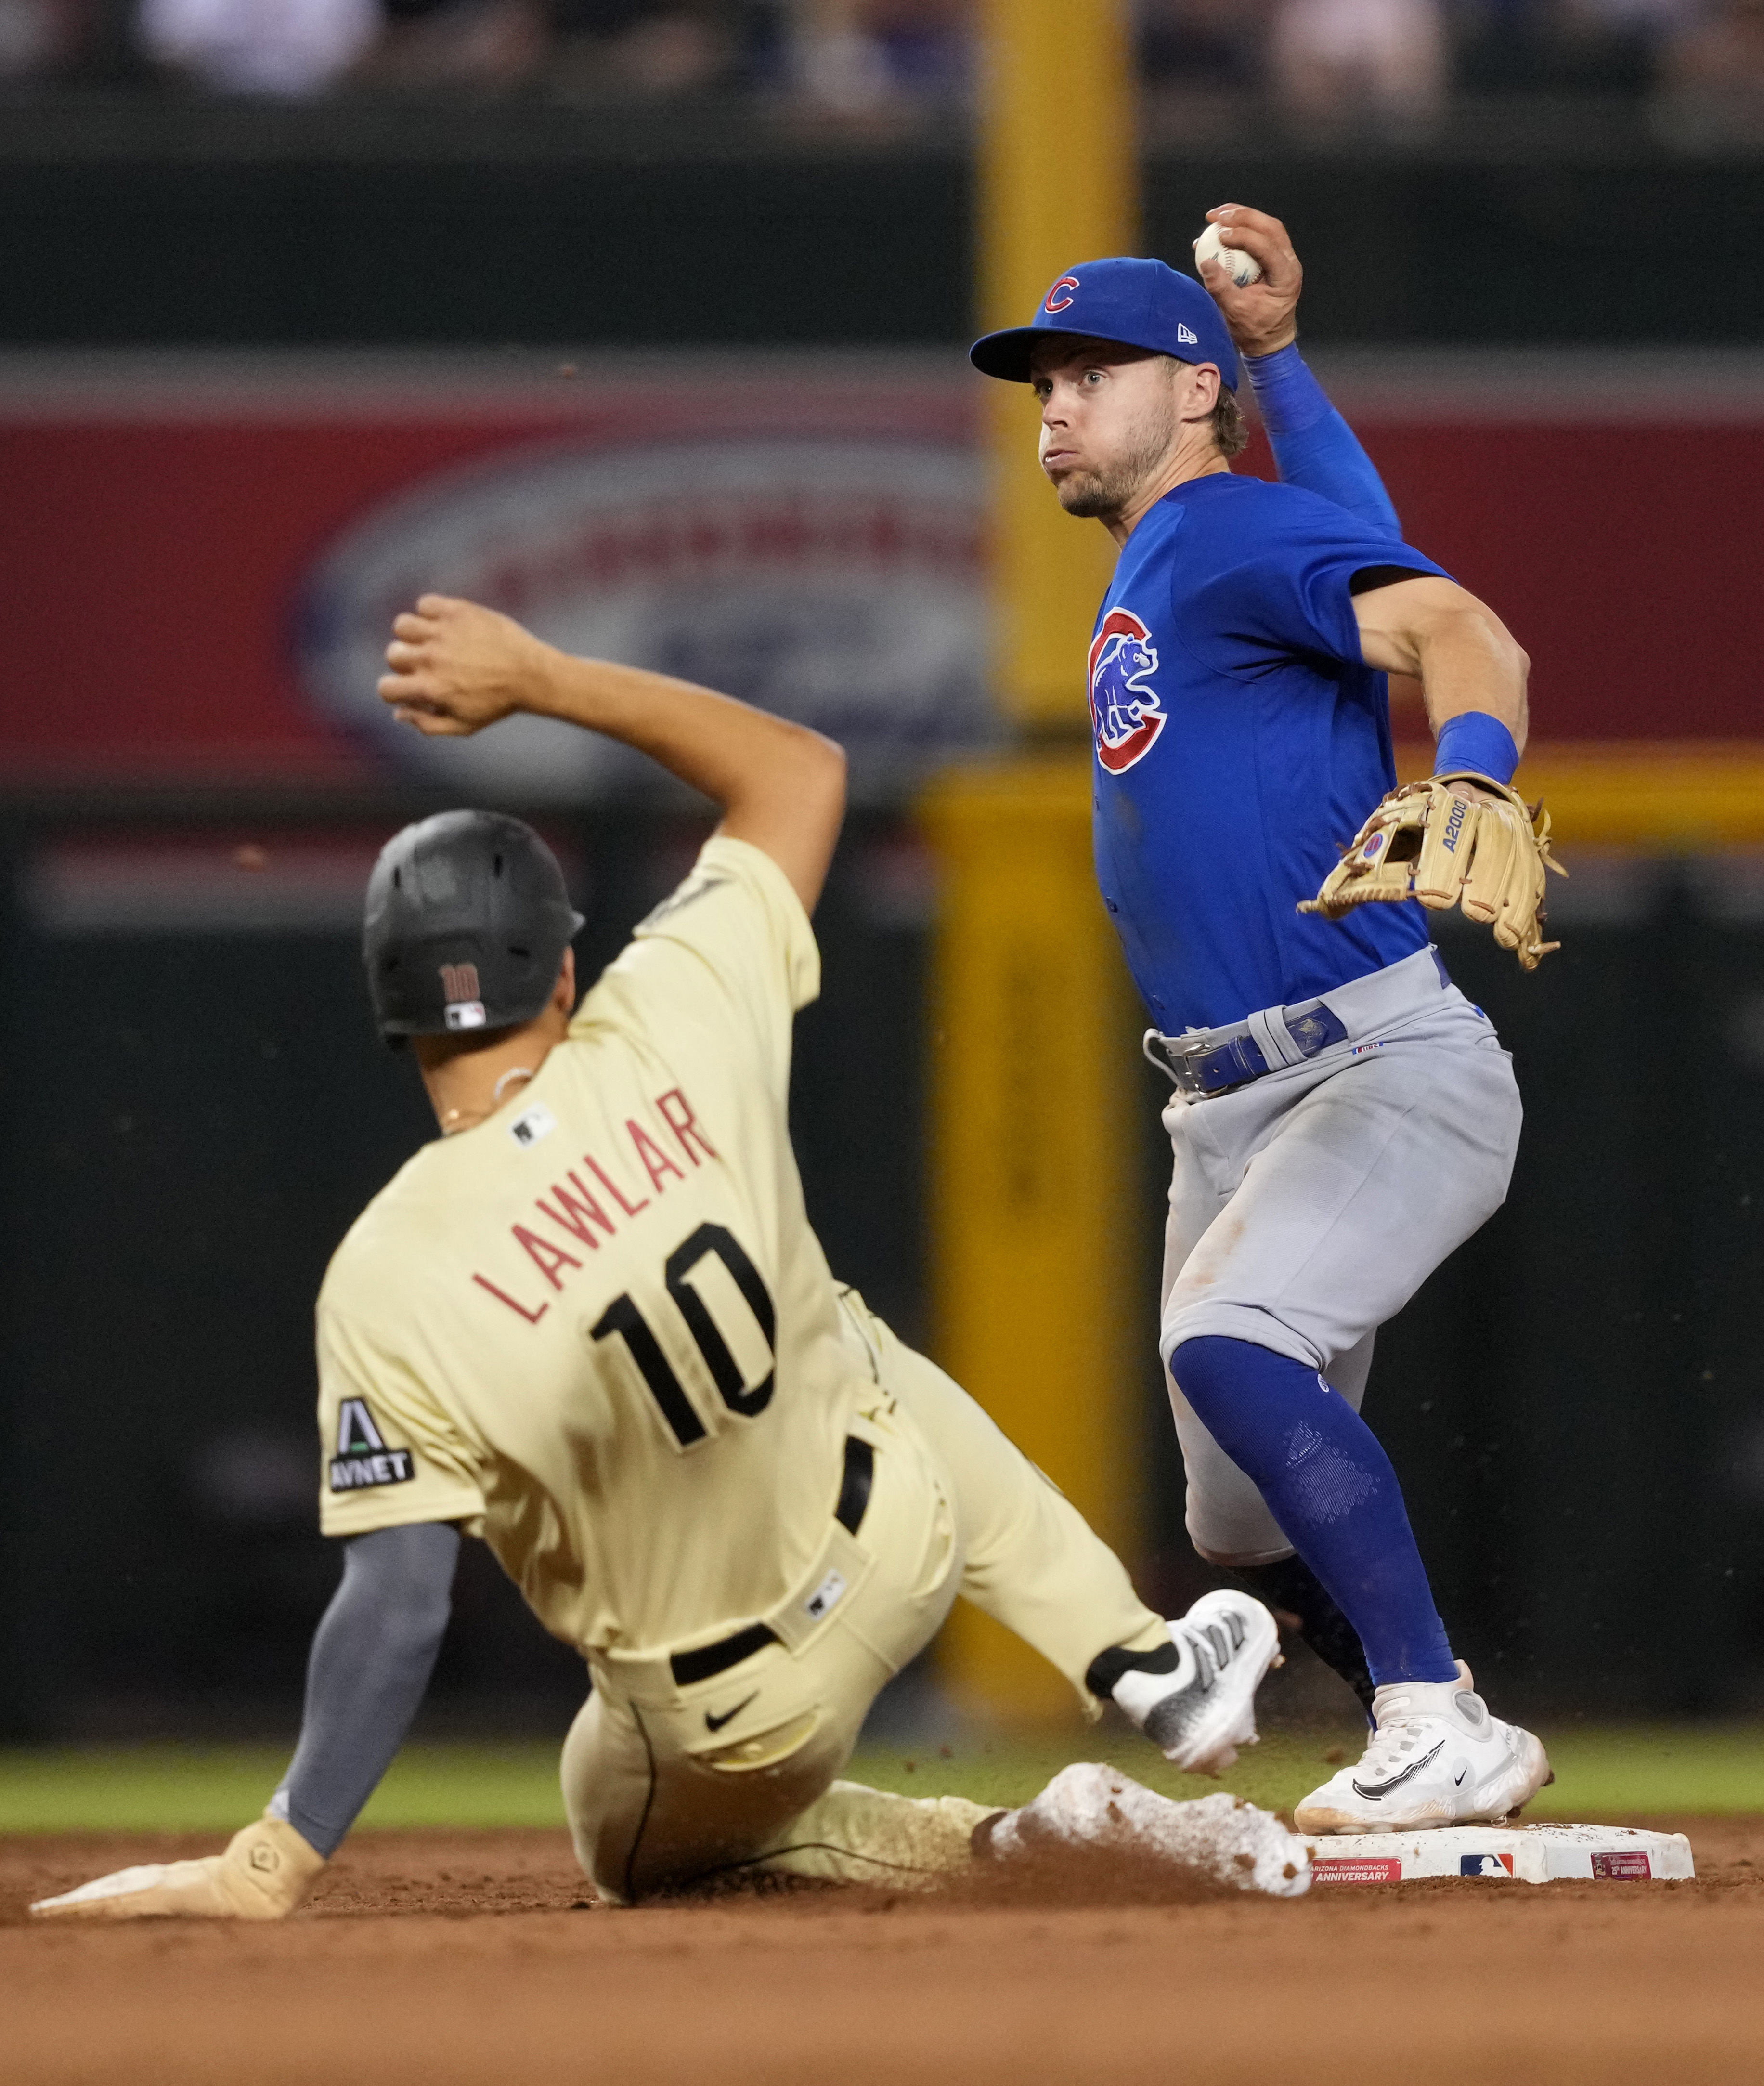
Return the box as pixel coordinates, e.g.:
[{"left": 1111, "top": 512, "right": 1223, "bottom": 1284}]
[{"left": 1085, "top": 1637, "right": 1181, "bottom": 1701}]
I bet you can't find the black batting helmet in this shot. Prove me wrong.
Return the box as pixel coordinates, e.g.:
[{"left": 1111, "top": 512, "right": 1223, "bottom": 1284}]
[{"left": 363, "top": 810, "right": 584, "bottom": 1043}]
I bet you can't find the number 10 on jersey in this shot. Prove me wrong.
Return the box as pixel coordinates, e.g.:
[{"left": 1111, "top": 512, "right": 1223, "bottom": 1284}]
[{"left": 589, "top": 1222, "right": 777, "bottom": 1448}]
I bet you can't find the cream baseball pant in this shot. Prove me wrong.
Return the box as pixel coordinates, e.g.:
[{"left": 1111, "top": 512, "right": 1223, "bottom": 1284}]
[
  {"left": 563, "top": 1298, "right": 1165, "bottom": 1904},
  {"left": 1156, "top": 947, "right": 1524, "bottom": 1567}
]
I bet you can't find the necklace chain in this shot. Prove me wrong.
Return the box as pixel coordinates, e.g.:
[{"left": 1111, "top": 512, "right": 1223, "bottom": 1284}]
[{"left": 441, "top": 1065, "right": 535, "bottom": 1136}]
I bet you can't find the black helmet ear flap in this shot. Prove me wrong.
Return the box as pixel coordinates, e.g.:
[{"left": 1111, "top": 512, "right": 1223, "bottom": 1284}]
[{"left": 363, "top": 811, "right": 581, "bottom": 1042}]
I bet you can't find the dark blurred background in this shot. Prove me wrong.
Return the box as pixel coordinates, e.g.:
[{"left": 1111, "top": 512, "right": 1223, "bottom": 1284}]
[
  {"left": 1, "top": 0, "right": 1762, "bottom": 1744},
  {"left": 0, "top": 0, "right": 1762, "bottom": 347}
]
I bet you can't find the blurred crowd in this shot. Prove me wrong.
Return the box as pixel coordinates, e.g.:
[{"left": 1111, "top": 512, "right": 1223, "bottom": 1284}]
[{"left": 3, "top": 0, "right": 1762, "bottom": 141}]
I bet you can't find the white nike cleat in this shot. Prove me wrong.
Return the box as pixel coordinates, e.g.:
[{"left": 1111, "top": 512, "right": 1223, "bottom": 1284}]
[
  {"left": 1111, "top": 1589, "right": 1283, "bottom": 1776},
  {"left": 985, "top": 1763, "right": 1310, "bottom": 1898},
  {"left": 1294, "top": 1662, "right": 1552, "bottom": 1835}
]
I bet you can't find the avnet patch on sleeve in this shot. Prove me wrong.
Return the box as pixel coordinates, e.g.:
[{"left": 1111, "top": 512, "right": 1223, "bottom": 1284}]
[{"left": 328, "top": 1396, "right": 417, "bottom": 1493}]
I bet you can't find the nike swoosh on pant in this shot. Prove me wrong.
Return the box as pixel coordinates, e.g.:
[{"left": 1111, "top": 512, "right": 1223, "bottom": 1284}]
[
  {"left": 704, "top": 1692, "right": 758, "bottom": 1734},
  {"left": 1351, "top": 1739, "right": 1445, "bottom": 1801}
]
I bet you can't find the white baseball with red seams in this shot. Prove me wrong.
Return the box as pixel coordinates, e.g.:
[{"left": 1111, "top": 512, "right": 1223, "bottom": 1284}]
[{"left": 1193, "top": 222, "right": 1263, "bottom": 287}]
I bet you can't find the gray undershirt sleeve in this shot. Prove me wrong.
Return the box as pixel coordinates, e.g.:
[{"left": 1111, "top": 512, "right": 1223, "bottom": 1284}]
[{"left": 269, "top": 1521, "right": 461, "bottom": 1859}]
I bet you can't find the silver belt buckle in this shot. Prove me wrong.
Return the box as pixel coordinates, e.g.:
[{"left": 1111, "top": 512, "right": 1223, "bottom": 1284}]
[{"left": 1143, "top": 1029, "right": 1209, "bottom": 1093}]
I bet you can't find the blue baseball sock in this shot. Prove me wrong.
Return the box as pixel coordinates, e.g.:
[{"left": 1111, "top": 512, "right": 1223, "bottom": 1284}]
[{"left": 1170, "top": 1335, "right": 1458, "bottom": 1688}]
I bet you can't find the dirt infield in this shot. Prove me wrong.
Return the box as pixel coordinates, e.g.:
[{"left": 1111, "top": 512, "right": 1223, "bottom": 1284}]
[{"left": 5, "top": 1820, "right": 1764, "bottom": 2085}]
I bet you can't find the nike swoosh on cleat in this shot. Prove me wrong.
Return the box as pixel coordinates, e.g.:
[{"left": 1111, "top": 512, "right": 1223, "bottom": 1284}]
[
  {"left": 704, "top": 1693, "right": 757, "bottom": 1734},
  {"left": 1454, "top": 1767, "right": 1468, "bottom": 1786},
  {"left": 1351, "top": 1739, "right": 1445, "bottom": 1801}
]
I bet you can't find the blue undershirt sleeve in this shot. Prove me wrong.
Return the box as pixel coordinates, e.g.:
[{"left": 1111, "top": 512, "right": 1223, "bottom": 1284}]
[
  {"left": 270, "top": 1521, "right": 461, "bottom": 1858},
  {"left": 1245, "top": 345, "right": 1403, "bottom": 540}
]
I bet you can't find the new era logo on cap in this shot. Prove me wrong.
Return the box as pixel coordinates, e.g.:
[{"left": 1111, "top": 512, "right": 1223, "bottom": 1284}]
[{"left": 1177, "top": 323, "right": 1198, "bottom": 345}]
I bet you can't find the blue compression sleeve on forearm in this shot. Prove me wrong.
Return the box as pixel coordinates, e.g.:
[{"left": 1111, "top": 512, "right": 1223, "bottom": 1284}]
[
  {"left": 271, "top": 1522, "right": 460, "bottom": 1857},
  {"left": 1170, "top": 1337, "right": 1457, "bottom": 1687},
  {"left": 1245, "top": 345, "right": 1403, "bottom": 540},
  {"left": 1433, "top": 711, "right": 1519, "bottom": 787}
]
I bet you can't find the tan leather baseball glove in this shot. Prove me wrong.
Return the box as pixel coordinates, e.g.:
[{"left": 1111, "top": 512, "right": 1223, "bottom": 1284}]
[
  {"left": 28, "top": 1812, "right": 325, "bottom": 1922},
  {"left": 1300, "top": 770, "right": 1567, "bottom": 970}
]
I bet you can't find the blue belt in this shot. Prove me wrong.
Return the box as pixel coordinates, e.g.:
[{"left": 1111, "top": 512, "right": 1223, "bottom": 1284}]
[{"left": 1144, "top": 1004, "right": 1349, "bottom": 1097}]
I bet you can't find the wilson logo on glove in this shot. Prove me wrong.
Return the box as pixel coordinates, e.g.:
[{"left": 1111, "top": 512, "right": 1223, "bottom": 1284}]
[{"left": 1300, "top": 772, "right": 1567, "bottom": 971}]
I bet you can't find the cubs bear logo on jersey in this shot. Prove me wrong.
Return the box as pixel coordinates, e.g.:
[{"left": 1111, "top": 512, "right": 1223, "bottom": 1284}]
[{"left": 1088, "top": 608, "right": 1167, "bottom": 774}]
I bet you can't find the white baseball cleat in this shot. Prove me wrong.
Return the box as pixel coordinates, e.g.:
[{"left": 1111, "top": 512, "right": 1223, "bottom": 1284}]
[
  {"left": 1294, "top": 1662, "right": 1552, "bottom": 1835},
  {"left": 985, "top": 1762, "right": 1310, "bottom": 1898},
  {"left": 1111, "top": 1589, "right": 1283, "bottom": 1776}
]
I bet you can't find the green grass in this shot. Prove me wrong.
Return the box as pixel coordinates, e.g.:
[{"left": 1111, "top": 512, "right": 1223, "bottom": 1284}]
[
  {"left": 2, "top": 1725, "right": 1760, "bottom": 1835},
  {"left": 1523, "top": 1725, "right": 1764, "bottom": 1819},
  {"left": 850, "top": 1724, "right": 1764, "bottom": 1818},
  {"left": 0, "top": 1744, "right": 568, "bottom": 1835}
]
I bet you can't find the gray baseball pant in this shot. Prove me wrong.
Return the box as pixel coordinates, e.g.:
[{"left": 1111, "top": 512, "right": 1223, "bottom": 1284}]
[{"left": 1155, "top": 945, "right": 1523, "bottom": 1566}]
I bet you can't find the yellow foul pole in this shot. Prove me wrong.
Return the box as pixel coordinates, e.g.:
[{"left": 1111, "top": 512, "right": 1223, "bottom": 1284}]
[
  {"left": 977, "top": 0, "right": 1135, "bottom": 719},
  {"left": 922, "top": 1, "right": 1142, "bottom": 1721}
]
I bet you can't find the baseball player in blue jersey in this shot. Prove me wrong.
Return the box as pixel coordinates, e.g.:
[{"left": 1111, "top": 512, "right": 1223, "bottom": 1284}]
[{"left": 971, "top": 207, "right": 1560, "bottom": 1835}]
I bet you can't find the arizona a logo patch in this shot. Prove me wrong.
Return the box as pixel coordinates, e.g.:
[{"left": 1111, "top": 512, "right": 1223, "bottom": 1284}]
[{"left": 1088, "top": 607, "right": 1167, "bottom": 774}]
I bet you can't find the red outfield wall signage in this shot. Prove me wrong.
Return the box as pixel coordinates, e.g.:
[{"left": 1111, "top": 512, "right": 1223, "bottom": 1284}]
[{"left": 0, "top": 352, "right": 1759, "bottom": 792}]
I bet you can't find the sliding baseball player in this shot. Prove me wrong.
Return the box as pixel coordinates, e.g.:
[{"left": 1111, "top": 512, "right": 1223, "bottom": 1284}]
[{"left": 33, "top": 602, "right": 1310, "bottom": 1919}]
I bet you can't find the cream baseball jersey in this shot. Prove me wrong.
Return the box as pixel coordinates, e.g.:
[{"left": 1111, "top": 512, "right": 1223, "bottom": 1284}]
[{"left": 315, "top": 836, "right": 871, "bottom": 1656}]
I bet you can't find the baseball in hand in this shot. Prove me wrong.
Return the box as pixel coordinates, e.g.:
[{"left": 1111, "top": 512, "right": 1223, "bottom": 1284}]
[{"left": 1193, "top": 223, "right": 1262, "bottom": 287}]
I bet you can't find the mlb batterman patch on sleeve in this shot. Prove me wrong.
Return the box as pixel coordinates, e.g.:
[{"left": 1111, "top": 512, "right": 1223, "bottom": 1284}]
[{"left": 328, "top": 1397, "right": 417, "bottom": 1492}]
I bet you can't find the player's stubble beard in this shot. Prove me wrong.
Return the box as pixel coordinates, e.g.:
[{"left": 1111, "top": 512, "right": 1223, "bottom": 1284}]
[{"left": 1049, "top": 383, "right": 1179, "bottom": 525}]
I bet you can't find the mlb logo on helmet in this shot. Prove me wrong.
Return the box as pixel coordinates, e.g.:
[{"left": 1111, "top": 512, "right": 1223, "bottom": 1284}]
[
  {"left": 440, "top": 960, "right": 487, "bottom": 1031},
  {"left": 1088, "top": 607, "right": 1167, "bottom": 774}
]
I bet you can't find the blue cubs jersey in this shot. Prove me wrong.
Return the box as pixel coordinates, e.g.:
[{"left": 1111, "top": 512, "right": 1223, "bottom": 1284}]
[{"left": 1090, "top": 471, "right": 1449, "bottom": 1034}]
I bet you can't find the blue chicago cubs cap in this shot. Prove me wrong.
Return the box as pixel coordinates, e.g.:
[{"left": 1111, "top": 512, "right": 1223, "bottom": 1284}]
[{"left": 970, "top": 256, "right": 1239, "bottom": 390}]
